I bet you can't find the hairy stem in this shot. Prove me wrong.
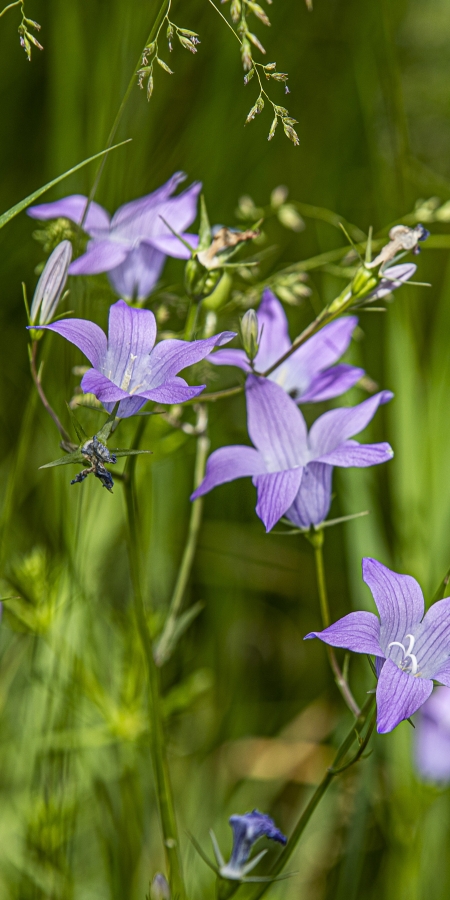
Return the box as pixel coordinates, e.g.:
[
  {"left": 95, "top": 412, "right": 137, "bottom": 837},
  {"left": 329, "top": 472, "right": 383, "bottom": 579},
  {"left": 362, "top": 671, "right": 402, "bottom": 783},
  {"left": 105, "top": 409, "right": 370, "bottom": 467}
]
[
  {"left": 29, "top": 341, "right": 72, "bottom": 445},
  {"left": 245, "top": 694, "right": 376, "bottom": 900},
  {"left": 308, "top": 529, "right": 361, "bottom": 718},
  {"left": 123, "top": 433, "right": 185, "bottom": 899},
  {"left": 155, "top": 413, "right": 209, "bottom": 666}
]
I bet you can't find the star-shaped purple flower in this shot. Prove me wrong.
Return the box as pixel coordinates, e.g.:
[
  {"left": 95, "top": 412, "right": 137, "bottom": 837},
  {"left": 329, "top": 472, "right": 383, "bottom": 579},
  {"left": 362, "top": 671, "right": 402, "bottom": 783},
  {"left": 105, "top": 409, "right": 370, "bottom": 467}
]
[
  {"left": 27, "top": 172, "right": 201, "bottom": 301},
  {"left": 32, "top": 299, "right": 235, "bottom": 417},
  {"left": 415, "top": 688, "right": 450, "bottom": 782},
  {"left": 210, "top": 288, "right": 364, "bottom": 402},
  {"left": 305, "top": 558, "right": 450, "bottom": 733},
  {"left": 191, "top": 376, "right": 393, "bottom": 531}
]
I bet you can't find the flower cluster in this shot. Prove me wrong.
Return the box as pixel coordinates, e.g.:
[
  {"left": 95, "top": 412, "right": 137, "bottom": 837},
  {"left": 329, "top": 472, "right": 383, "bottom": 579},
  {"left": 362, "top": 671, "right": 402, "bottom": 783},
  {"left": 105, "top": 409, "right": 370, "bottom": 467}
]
[{"left": 27, "top": 174, "right": 441, "bottom": 743}]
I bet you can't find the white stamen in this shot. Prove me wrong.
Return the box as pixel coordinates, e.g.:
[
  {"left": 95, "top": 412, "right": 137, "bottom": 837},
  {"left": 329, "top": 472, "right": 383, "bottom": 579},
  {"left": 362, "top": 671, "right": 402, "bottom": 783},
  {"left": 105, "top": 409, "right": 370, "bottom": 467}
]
[
  {"left": 388, "top": 635, "right": 419, "bottom": 676},
  {"left": 120, "top": 353, "right": 137, "bottom": 391}
]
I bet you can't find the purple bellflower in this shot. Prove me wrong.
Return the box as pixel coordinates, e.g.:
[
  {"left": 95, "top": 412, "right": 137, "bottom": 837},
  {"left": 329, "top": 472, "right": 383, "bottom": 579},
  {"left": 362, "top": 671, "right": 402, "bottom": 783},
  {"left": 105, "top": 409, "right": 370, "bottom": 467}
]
[
  {"left": 305, "top": 558, "right": 450, "bottom": 734},
  {"left": 31, "top": 299, "right": 235, "bottom": 417},
  {"left": 192, "top": 376, "right": 393, "bottom": 532},
  {"left": 414, "top": 688, "right": 450, "bottom": 782},
  {"left": 210, "top": 810, "right": 287, "bottom": 881},
  {"left": 27, "top": 172, "right": 201, "bottom": 301},
  {"left": 210, "top": 288, "right": 364, "bottom": 402}
]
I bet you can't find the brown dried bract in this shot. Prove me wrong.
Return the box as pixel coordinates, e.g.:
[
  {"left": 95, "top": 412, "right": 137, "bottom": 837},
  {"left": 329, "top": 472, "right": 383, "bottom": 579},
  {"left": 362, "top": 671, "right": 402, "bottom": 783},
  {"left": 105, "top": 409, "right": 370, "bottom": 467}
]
[
  {"left": 197, "top": 227, "right": 259, "bottom": 269},
  {"left": 368, "top": 224, "right": 429, "bottom": 270}
]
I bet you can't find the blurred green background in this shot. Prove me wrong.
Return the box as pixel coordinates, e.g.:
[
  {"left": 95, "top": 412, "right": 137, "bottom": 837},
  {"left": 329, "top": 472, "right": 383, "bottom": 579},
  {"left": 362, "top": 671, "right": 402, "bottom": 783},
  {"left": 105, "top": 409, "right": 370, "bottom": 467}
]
[{"left": 1, "top": 1, "right": 450, "bottom": 898}]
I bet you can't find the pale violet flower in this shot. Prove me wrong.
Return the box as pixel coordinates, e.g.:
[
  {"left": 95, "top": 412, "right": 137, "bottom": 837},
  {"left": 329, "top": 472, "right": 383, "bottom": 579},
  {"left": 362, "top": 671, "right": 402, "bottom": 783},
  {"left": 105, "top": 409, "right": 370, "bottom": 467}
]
[
  {"left": 305, "top": 559, "right": 450, "bottom": 733},
  {"left": 211, "top": 288, "right": 364, "bottom": 403},
  {"left": 30, "top": 299, "right": 235, "bottom": 417},
  {"left": 415, "top": 688, "right": 450, "bottom": 782},
  {"left": 192, "top": 376, "right": 393, "bottom": 532},
  {"left": 27, "top": 172, "right": 201, "bottom": 301}
]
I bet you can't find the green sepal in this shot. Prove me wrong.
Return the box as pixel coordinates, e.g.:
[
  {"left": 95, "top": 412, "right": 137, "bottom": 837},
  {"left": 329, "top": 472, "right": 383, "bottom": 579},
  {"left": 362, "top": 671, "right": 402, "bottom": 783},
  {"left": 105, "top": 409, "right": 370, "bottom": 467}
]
[
  {"left": 96, "top": 403, "right": 120, "bottom": 443},
  {"left": 111, "top": 449, "right": 153, "bottom": 458},
  {"left": 66, "top": 403, "right": 88, "bottom": 443},
  {"left": 39, "top": 450, "right": 85, "bottom": 469},
  {"left": 198, "top": 195, "right": 212, "bottom": 251}
]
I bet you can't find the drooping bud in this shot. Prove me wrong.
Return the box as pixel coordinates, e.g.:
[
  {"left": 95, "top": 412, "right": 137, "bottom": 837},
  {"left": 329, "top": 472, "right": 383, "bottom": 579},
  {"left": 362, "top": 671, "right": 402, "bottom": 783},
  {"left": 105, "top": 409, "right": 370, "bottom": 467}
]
[
  {"left": 240, "top": 309, "right": 259, "bottom": 361},
  {"left": 150, "top": 874, "right": 170, "bottom": 900},
  {"left": 29, "top": 240, "right": 72, "bottom": 327}
]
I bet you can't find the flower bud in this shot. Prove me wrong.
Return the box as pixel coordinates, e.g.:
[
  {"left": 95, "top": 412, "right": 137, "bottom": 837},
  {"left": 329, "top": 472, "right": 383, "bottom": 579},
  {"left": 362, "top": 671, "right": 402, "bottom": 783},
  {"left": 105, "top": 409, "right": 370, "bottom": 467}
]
[
  {"left": 240, "top": 309, "right": 259, "bottom": 361},
  {"left": 350, "top": 266, "right": 378, "bottom": 299},
  {"left": 150, "top": 874, "right": 170, "bottom": 900},
  {"left": 30, "top": 240, "right": 72, "bottom": 326}
]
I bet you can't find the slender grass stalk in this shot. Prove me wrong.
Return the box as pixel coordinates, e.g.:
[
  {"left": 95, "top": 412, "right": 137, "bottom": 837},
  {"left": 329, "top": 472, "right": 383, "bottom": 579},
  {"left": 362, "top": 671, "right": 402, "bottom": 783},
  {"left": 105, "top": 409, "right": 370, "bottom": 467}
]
[
  {"left": 244, "top": 694, "right": 376, "bottom": 900},
  {"left": 307, "top": 529, "right": 361, "bottom": 717},
  {"left": 122, "top": 432, "right": 185, "bottom": 899},
  {"left": 155, "top": 413, "right": 210, "bottom": 666},
  {"left": 80, "top": 0, "right": 170, "bottom": 229},
  {"left": 29, "top": 341, "right": 72, "bottom": 445}
]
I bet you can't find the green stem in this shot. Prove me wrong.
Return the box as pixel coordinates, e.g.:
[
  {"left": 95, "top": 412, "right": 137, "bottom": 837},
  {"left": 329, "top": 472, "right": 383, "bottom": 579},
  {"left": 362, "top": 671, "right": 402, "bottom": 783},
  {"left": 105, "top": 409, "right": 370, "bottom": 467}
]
[
  {"left": 123, "top": 434, "right": 185, "bottom": 899},
  {"left": 155, "top": 419, "right": 209, "bottom": 666},
  {"left": 245, "top": 695, "right": 376, "bottom": 900},
  {"left": 80, "top": 0, "right": 170, "bottom": 231},
  {"left": 307, "top": 530, "right": 361, "bottom": 718},
  {"left": 0, "top": 0, "right": 21, "bottom": 16}
]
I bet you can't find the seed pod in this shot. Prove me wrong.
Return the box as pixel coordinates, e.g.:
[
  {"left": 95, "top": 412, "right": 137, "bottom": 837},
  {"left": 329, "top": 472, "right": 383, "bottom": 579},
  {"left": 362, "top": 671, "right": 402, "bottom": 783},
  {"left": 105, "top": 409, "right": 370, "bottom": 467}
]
[
  {"left": 156, "top": 58, "right": 174, "bottom": 74},
  {"left": 268, "top": 115, "right": 278, "bottom": 141}
]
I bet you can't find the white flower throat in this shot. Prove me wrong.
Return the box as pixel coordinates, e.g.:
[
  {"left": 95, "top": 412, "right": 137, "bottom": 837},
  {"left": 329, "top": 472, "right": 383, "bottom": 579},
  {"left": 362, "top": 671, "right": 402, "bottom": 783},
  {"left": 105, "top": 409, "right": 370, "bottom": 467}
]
[{"left": 388, "top": 633, "right": 419, "bottom": 675}]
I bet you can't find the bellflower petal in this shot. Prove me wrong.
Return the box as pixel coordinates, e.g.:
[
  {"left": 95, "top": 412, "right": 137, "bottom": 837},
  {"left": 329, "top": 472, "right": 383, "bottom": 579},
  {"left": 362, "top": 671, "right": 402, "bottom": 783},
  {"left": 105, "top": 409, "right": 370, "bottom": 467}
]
[
  {"left": 279, "top": 316, "right": 359, "bottom": 394},
  {"left": 376, "top": 659, "right": 433, "bottom": 734},
  {"left": 107, "top": 244, "right": 166, "bottom": 300},
  {"left": 209, "top": 348, "right": 251, "bottom": 372},
  {"left": 413, "top": 597, "right": 450, "bottom": 678},
  {"left": 191, "top": 446, "right": 266, "bottom": 500},
  {"left": 80, "top": 369, "right": 130, "bottom": 402},
  {"left": 368, "top": 263, "right": 417, "bottom": 301},
  {"left": 146, "top": 232, "right": 199, "bottom": 258},
  {"left": 35, "top": 318, "right": 107, "bottom": 368},
  {"left": 253, "top": 288, "right": 291, "bottom": 372},
  {"left": 27, "top": 194, "right": 111, "bottom": 235},
  {"left": 415, "top": 688, "right": 450, "bottom": 782},
  {"left": 304, "top": 610, "right": 383, "bottom": 656},
  {"left": 285, "top": 461, "right": 333, "bottom": 527},
  {"left": 317, "top": 439, "right": 394, "bottom": 467},
  {"left": 254, "top": 467, "right": 303, "bottom": 532},
  {"left": 299, "top": 364, "right": 364, "bottom": 403},
  {"left": 140, "top": 379, "right": 205, "bottom": 404},
  {"left": 246, "top": 376, "right": 308, "bottom": 471},
  {"left": 29, "top": 174, "right": 201, "bottom": 301},
  {"left": 362, "top": 558, "right": 424, "bottom": 654},
  {"left": 147, "top": 333, "right": 236, "bottom": 388},
  {"left": 110, "top": 172, "right": 187, "bottom": 229},
  {"left": 103, "top": 300, "right": 157, "bottom": 390},
  {"left": 33, "top": 299, "right": 234, "bottom": 418},
  {"left": 308, "top": 391, "right": 393, "bottom": 457},
  {"left": 69, "top": 240, "right": 128, "bottom": 275},
  {"left": 433, "top": 660, "right": 450, "bottom": 688}
]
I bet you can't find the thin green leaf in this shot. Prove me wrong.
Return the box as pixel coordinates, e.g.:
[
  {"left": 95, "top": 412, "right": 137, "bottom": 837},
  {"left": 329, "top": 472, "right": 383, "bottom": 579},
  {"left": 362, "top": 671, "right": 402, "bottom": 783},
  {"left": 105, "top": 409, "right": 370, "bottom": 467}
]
[
  {"left": 39, "top": 451, "right": 85, "bottom": 469},
  {"left": 96, "top": 403, "right": 120, "bottom": 443},
  {"left": 198, "top": 195, "right": 212, "bottom": 251},
  {"left": 0, "top": 140, "right": 131, "bottom": 231}
]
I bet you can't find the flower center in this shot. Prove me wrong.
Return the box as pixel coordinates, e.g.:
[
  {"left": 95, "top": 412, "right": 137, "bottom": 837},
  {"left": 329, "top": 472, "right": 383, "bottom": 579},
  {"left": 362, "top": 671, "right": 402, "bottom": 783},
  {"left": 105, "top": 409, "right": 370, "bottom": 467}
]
[
  {"left": 120, "top": 353, "right": 138, "bottom": 391},
  {"left": 388, "top": 633, "right": 419, "bottom": 675}
]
